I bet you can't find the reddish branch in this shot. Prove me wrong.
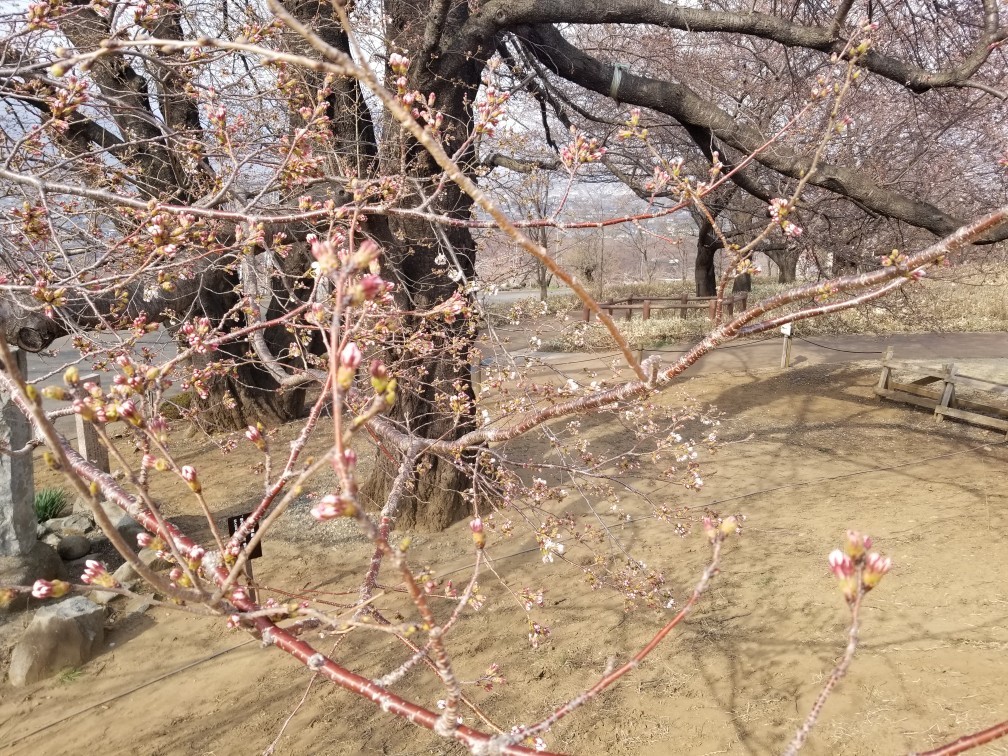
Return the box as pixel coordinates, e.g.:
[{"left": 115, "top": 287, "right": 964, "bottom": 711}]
[{"left": 912, "top": 720, "right": 1008, "bottom": 756}]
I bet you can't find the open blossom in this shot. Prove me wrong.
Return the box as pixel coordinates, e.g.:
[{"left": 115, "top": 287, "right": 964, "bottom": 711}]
[{"left": 541, "top": 538, "right": 564, "bottom": 563}]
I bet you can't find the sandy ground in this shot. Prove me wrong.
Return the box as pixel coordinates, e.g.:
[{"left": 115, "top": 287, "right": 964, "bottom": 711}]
[{"left": 2, "top": 342, "right": 1008, "bottom": 756}]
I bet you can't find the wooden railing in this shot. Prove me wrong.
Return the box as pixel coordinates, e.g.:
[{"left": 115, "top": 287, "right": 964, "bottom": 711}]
[{"left": 582, "top": 292, "right": 749, "bottom": 323}]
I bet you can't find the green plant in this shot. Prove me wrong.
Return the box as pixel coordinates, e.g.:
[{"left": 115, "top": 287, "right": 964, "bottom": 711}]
[
  {"left": 57, "top": 667, "right": 84, "bottom": 684},
  {"left": 33, "top": 487, "right": 69, "bottom": 523}
]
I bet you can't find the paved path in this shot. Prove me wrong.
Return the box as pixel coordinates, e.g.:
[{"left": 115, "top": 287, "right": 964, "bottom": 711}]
[{"left": 492, "top": 332, "right": 1007, "bottom": 378}]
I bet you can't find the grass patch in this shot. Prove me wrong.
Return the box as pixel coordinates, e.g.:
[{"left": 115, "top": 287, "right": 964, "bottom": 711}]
[{"left": 34, "top": 487, "right": 69, "bottom": 522}]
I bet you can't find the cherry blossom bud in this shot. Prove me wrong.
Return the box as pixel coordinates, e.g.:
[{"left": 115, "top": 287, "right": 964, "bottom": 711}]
[
  {"left": 137, "top": 532, "right": 154, "bottom": 548},
  {"left": 342, "top": 448, "right": 357, "bottom": 470},
  {"left": 828, "top": 549, "right": 857, "bottom": 603},
  {"left": 861, "top": 552, "right": 892, "bottom": 590},
  {"left": 32, "top": 579, "right": 70, "bottom": 600},
  {"left": 63, "top": 366, "right": 80, "bottom": 386},
  {"left": 181, "top": 465, "right": 201, "bottom": 493},
  {"left": 349, "top": 240, "right": 380, "bottom": 270},
  {"left": 42, "top": 385, "right": 69, "bottom": 401},
  {"left": 370, "top": 360, "right": 389, "bottom": 392},
  {"left": 245, "top": 423, "right": 267, "bottom": 451},
  {"left": 340, "top": 342, "right": 362, "bottom": 369},
  {"left": 470, "top": 518, "right": 486, "bottom": 549},
  {"left": 843, "top": 530, "right": 871, "bottom": 559},
  {"left": 142, "top": 454, "right": 157, "bottom": 469},
  {"left": 119, "top": 399, "right": 142, "bottom": 426},
  {"left": 310, "top": 493, "right": 357, "bottom": 521},
  {"left": 81, "top": 559, "right": 117, "bottom": 588}
]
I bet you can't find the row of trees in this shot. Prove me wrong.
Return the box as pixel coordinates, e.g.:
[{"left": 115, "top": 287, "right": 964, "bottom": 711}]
[{"left": 1, "top": 0, "right": 1006, "bottom": 751}]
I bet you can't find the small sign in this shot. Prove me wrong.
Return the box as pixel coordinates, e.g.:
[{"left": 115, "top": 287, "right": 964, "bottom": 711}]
[
  {"left": 227, "top": 513, "right": 263, "bottom": 559},
  {"left": 780, "top": 323, "right": 792, "bottom": 337}
]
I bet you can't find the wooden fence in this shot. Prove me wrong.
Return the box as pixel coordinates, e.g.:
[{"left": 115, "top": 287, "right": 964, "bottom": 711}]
[
  {"left": 874, "top": 347, "right": 1008, "bottom": 437},
  {"left": 582, "top": 292, "right": 749, "bottom": 323}
]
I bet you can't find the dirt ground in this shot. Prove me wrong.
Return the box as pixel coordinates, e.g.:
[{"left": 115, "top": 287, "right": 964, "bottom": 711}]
[{"left": 2, "top": 354, "right": 1007, "bottom": 756}]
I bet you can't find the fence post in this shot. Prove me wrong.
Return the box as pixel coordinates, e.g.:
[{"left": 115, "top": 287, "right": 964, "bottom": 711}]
[
  {"left": 680, "top": 293, "right": 688, "bottom": 319},
  {"left": 708, "top": 299, "right": 717, "bottom": 321},
  {"left": 77, "top": 374, "right": 110, "bottom": 474},
  {"left": 0, "top": 348, "right": 35, "bottom": 558},
  {"left": 642, "top": 300, "right": 651, "bottom": 320},
  {"left": 582, "top": 305, "right": 591, "bottom": 323}
]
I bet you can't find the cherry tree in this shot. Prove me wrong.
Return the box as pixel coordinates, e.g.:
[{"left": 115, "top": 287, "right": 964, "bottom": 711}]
[{"left": 1, "top": 0, "right": 1007, "bottom": 752}]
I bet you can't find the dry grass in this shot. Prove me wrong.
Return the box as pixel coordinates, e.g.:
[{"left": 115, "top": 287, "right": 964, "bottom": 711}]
[{"left": 516, "top": 263, "right": 1008, "bottom": 352}]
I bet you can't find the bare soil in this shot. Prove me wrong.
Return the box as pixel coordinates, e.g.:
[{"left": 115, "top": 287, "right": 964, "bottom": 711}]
[{"left": 2, "top": 359, "right": 1008, "bottom": 756}]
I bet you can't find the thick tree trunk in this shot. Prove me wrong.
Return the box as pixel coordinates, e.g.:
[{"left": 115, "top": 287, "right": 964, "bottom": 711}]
[
  {"left": 694, "top": 217, "right": 720, "bottom": 297},
  {"left": 767, "top": 248, "right": 800, "bottom": 283},
  {"left": 187, "top": 355, "right": 305, "bottom": 434}
]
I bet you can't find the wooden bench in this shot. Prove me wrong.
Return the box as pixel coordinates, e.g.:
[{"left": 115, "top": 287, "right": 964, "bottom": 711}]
[{"left": 875, "top": 347, "right": 1008, "bottom": 437}]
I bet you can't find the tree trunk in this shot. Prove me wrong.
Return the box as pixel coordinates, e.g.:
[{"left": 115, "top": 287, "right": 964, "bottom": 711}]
[
  {"left": 694, "top": 217, "right": 720, "bottom": 296},
  {"left": 186, "top": 354, "right": 305, "bottom": 434},
  {"left": 767, "top": 248, "right": 800, "bottom": 283}
]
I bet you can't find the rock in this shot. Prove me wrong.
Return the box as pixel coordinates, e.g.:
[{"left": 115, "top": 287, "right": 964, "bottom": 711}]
[
  {"left": 91, "top": 586, "right": 128, "bottom": 605},
  {"left": 97, "top": 501, "right": 146, "bottom": 547},
  {"left": 138, "top": 547, "right": 172, "bottom": 572},
  {"left": 0, "top": 543, "right": 67, "bottom": 611},
  {"left": 41, "top": 533, "right": 61, "bottom": 549},
  {"left": 119, "top": 596, "right": 152, "bottom": 622},
  {"left": 36, "top": 523, "right": 49, "bottom": 538},
  {"left": 113, "top": 562, "right": 140, "bottom": 583},
  {"left": 44, "top": 513, "right": 95, "bottom": 536},
  {"left": 57, "top": 535, "right": 91, "bottom": 561},
  {"left": 8, "top": 596, "right": 105, "bottom": 686},
  {"left": 0, "top": 348, "right": 36, "bottom": 558}
]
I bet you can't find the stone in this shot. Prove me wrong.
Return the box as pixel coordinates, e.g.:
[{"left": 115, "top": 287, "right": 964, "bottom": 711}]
[
  {"left": 0, "top": 542, "right": 67, "bottom": 611},
  {"left": 8, "top": 596, "right": 105, "bottom": 686},
  {"left": 57, "top": 535, "right": 91, "bottom": 561},
  {"left": 41, "top": 533, "right": 61, "bottom": 549},
  {"left": 91, "top": 586, "right": 129, "bottom": 605},
  {"left": 44, "top": 513, "right": 95, "bottom": 536},
  {"left": 113, "top": 561, "right": 140, "bottom": 583},
  {"left": 138, "top": 547, "right": 172, "bottom": 572},
  {"left": 97, "top": 500, "right": 145, "bottom": 546},
  {"left": 0, "top": 348, "right": 35, "bottom": 558},
  {"left": 36, "top": 523, "right": 49, "bottom": 538}
]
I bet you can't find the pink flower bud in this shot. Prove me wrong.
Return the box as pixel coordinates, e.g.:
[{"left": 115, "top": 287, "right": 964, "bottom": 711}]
[
  {"left": 862, "top": 552, "right": 892, "bottom": 590},
  {"left": 310, "top": 494, "right": 357, "bottom": 521},
  {"left": 31, "top": 579, "right": 70, "bottom": 599},
  {"left": 181, "top": 465, "right": 201, "bottom": 493},
  {"left": 137, "top": 532, "right": 154, "bottom": 548},
  {"left": 469, "top": 518, "right": 483, "bottom": 533},
  {"left": 340, "top": 342, "right": 362, "bottom": 369},
  {"left": 828, "top": 549, "right": 857, "bottom": 603},
  {"left": 843, "top": 530, "right": 870, "bottom": 559}
]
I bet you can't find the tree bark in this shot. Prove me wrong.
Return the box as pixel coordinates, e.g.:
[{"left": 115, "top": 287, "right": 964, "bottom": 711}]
[{"left": 694, "top": 217, "right": 720, "bottom": 297}]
